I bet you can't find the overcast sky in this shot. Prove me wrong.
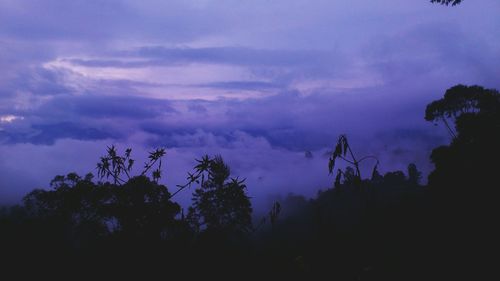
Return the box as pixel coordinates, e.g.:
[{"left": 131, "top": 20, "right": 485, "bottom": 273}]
[{"left": 1, "top": 0, "right": 499, "bottom": 209}]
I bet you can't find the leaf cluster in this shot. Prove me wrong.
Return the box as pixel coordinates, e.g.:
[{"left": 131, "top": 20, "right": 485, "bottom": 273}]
[
  {"left": 430, "top": 0, "right": 462, "bottom": 6},
  {"left": 96, "top": 146, "right": 166, "bottom": 185},
  {"left": 184, "top": 155, "right": 253, "bottom": 234}
]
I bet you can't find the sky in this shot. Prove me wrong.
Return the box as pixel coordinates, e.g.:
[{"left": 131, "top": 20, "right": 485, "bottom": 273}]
[{"left": 0, "top": 0, "right": 499, "bottom": 210}]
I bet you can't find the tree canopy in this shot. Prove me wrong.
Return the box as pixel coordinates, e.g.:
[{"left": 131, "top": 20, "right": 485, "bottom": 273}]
[
  {"left": 431, "top": 0, "right": 462, "bottom": 6},
  {"left": 186, "top": 155, "right": 252, "bottom": 235},
  {"left": 426, "top": 84, "right": 500, "bottom": 193}
]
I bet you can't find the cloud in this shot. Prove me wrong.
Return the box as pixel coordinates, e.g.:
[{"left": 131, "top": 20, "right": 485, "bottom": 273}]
[
  {"left": 0, "top": 122, "right": 119, "bottom": 145},
  {"left": 1, "top": 0, "right": 499, "bottom": 208},
  {"left": 362, "top": 22, "right": 500, "bottom": 88},
  {"left": 68, "top": 47, "right": 336, "bottom": 68},
  {"left": 38, "top": 94, "right": 176, "bottom": 119},
  {"left": 0, "top": 91, "right": 180, "bottom": 145},
  {"left": 0, "top": 115, "right": 23, "bottom": 123},
  {"left": 0, "top": 133, "right": 332, "bottom": 209},
  {"left": 0, "top": 0, "right": 135, "bottom": 41},
  {"left": 194, "top": 81, "right": 282, "bottom": 92}
]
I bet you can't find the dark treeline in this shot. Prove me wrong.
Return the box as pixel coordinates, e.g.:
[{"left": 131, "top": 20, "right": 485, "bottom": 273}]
[{"left": 1, "top": 84, "right": 499, "bottom": 279}]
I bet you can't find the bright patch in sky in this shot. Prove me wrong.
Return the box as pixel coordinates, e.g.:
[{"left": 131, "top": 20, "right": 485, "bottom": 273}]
[{"left": 0, "top": 115, "right": 23, "bottom": 123}]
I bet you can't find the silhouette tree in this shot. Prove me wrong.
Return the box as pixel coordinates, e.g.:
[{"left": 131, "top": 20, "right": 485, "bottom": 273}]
[
  {"left": 431, "top": 0, "right": 462, "bottom": 5},
  {"left": 23, "top": 173, "right": 111, "bottom": 248},
  {"left": 96, "top": 146, "right": 166, "bottom": 184},
  {"left": 407, "top": 163, "right": 422, "bottom": 186},
  {"left": 185, "top": 155, "right": 252, "bottom": 234},
  {"left": 426, "top": 84, "right": 500, "bottom": 192},
  {"left": 328, "top": 135, "right": 378, "bottom": 188},
  {"left": 108, "top": 176, "right": 180, "bottom": 240},
  {"left": 22, "top": 146, "right": 183, "bottom": 248},
  {"left": 425, "top": 84, "right": 500, "bottom": 280}
]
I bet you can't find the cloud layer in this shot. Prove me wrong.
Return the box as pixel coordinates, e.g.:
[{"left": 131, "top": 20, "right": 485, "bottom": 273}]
[{"left": 1, "top": 0, "right": 499, "bottom": 208}]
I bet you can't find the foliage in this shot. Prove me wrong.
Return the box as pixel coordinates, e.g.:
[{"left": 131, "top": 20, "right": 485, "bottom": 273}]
[
  {"left": 423, "top": 84, "right": 500, "bottom": 279},
  {"left": 328, "top": 135, "right": 379, "bottom": 188},
  {"left": 425, "top": 84, "right": 499, "bottom": 138},
  {"left": 431, "top": 0, "right": 462, "bottom": 5},
  {"left": 407, "top": 163, "right": 422, "bottom": 186},
  {"left": 23, "top": 173, "right": 182, "bottom": 242},
  {"left": 106, "top": 176, "right": 180, "bottom": 239},
  {"left": 22, "top": 146, "right": 180, "bottom": 245},
  {"left": 185, "top": 155, "right": 252, "bottom": 234},
  {"left": 96, "top": 146, "right": 166, "bottom": 184},
  {"left": 426, "top": 84, "right": 500, "bottom": 192}
]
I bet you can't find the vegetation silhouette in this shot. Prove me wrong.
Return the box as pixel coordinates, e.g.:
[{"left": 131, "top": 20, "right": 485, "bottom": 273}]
[
  {"left": 1, "top": 83, "right": 498, "bottom": 279},
  {"left": 185, "top": 155, "right": 252, "bottom": 234},
  {"left": 431, "top": 0, "right": 462, "bottom": 6},
  {"left": 425, "top": 84, "right": 500, "bottom": 278}
]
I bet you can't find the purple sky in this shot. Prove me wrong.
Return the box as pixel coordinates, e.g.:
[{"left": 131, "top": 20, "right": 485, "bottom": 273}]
[{"left": 1, "top": 0, "right": 499, "bottom": 209}]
